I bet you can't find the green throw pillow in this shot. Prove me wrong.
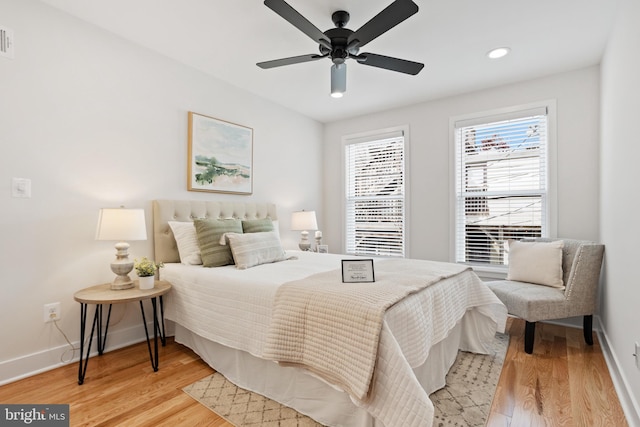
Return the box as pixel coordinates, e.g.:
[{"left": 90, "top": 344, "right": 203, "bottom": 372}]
[
  {"left": 194, "top": 218, "right": 243, "bottom": 267},
  {"left": 227, "top": 231, "right": 287, "bottom": 269},
  {"left": 242, "top": 218, "right": 274, "bottom": 233}
]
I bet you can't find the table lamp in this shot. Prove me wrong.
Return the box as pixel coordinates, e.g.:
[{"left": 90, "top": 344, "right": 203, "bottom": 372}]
[
  {"left": 291, "top": 210, "right": 317, "bottom": 251},
  {"left": 96, "top": 207, "right": 147, "bottom": 290}
]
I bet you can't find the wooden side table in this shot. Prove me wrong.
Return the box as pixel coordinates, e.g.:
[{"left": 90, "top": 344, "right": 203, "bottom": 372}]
[{"left": 73, "top": 280, "right": 171, "bottom": 385}]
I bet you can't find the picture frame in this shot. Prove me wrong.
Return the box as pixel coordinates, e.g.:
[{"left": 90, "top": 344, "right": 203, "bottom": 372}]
[
  {"left": 317, "top": 244, "right": 329, "bottom": 254},
  {"left": 341, "top": 259, "right": 375, "bottom": 283},
  {"left": 187, "top": 111, "right": 253, "bottom": 195}
]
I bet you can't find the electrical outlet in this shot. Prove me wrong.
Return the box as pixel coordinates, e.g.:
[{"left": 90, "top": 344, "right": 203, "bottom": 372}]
[{"left": 44, "top": 302, "right": 61, "bottom": 323}]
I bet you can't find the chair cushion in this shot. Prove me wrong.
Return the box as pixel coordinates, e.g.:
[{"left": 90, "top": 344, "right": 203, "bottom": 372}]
[
  {"left": 507, "top": 240, "right": 564, "bottom": 289},
  {"left": 486, "top": 280, "right": 567, "bottom": 322}
]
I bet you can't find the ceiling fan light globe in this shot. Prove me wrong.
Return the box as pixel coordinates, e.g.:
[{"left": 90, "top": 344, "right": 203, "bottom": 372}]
[{"left": 331, "top": 63, "right": 346, "bottom": 98}]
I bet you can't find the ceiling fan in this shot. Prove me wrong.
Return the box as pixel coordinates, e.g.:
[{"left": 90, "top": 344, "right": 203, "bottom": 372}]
[{"left": 257, "top": 0, "right": 424, "bottom": 98}]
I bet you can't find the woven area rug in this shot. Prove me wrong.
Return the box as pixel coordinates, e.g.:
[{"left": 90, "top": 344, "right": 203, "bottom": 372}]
[
  {"left": 430, "top": 332, "right": 509, "bottom": 427},
  {"left": 183, "top": 332, "right": 509, "bottom": 427}
]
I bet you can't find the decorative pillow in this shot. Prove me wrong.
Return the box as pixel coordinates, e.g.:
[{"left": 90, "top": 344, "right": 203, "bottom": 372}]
[
  {"left": 168, "top": 221, "right": 202, "bottom": 265},
  {"left": 226, "top": 231, "right": 288, "bottom": 269},
  {"left": 507, "top": 240, "right": 564, "bottom": 289},
  {"left": 242, "top": 218, "right": 274, "bottom": 233},
  {"left": 194, "top": 218, "right": 243, "bottom": 267}
]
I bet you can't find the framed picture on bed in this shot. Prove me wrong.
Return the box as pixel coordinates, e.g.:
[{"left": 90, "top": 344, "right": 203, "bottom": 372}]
[
  {"left": 341, "top": 259, "right": 375, "bottom": 283},
  {"left": 187, "top": 111, "right": 253, "bottom": 195}
]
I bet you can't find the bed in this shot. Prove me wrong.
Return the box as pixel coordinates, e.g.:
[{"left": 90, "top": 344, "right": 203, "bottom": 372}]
[{"left": 153, "top": 199, "right": 507, "bottom": 427}]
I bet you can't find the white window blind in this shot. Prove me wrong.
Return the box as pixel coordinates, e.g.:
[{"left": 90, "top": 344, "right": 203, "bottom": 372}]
[
  {"left": 454, "top": 108, "right": 548, "bottom": 265},
  {"left": 345, "top": 134, "right": 405, "bottom": 257}
]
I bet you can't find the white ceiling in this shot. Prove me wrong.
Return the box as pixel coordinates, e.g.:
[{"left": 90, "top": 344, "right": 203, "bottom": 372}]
[{"left": 39, "top": 0, "right": 619, "bottom": 123}]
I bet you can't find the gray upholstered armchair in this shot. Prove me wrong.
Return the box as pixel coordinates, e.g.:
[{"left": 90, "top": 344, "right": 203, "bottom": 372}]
[{"left": 486, "top": 238, "right": 604, "bottom": 354}]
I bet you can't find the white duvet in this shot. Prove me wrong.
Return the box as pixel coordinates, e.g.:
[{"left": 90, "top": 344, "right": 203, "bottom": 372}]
[{"left": 162, "top": 251, "right": 507, "bottom": 427}]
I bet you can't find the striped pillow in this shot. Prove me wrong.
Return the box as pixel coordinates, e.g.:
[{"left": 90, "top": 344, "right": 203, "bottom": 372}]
[
  {"left": 227, "top": 231, "right": 287, "bottom": 269},
  {"left": 194, "top": 218, "right": 243, "bottom": 267},
  {"left": 242, "top": 218, "right": 274, "bottom": 233}
]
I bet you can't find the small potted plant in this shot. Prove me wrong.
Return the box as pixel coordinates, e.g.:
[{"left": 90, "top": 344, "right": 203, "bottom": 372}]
[{"left": 134, "top": 257, "right": 164, "bottom": 290}]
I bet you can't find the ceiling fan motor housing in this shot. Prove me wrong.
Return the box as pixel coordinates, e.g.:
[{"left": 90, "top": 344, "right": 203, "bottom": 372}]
[
  {"left": 323, "top": 11, "right": 360, "bottom": 65},
  {"left": 323, "top": 28, "right": 354, "bottom": 64}
]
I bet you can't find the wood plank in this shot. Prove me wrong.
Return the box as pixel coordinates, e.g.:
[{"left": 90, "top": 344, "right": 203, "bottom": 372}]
[{"left": 487, "top": 318, "right": 628, "bottom": 427}]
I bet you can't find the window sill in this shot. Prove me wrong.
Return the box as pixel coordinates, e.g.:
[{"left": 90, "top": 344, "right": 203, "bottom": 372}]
[{"left": 467, "top": 264, "right": 508, "bottom": 281}]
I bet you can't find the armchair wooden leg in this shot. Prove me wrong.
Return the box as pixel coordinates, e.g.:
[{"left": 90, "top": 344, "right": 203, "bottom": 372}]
[
  {"left": 584, "top": 315, "right": 594, "bottom": 346},
  {"left": 525, "top": 321, "right": 536, "bottom": 354}
]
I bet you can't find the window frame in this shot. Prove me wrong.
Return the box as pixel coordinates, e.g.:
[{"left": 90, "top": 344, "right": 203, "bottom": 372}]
[
  {"left": 341, "top": 126, "right": 410, "bottom": 258},
  {"left": 449, "top": 101, "right": 558, "bottom": 277}
]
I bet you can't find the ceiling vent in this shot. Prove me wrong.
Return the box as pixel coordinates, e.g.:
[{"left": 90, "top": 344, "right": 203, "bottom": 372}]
[{"left": 1, "top": 26, "right": 15, "bottom": 59}]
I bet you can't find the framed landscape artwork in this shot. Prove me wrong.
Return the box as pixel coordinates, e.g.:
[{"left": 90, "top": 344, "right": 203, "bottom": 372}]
[{"left": 188, "top": 111, "right": 253, "bottom": 194}]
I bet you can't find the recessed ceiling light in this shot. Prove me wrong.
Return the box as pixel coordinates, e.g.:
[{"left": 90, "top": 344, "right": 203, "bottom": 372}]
[{"left": 487, "top": 47, "right": 511, "bottom": 59}]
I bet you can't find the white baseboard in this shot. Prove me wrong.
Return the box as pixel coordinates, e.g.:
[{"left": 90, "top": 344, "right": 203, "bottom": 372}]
[
  {"left": 0, "top": 322, "right": 158, "bottom": 386},
  {"left": 596, "top": 318, "right": 640, "bottom": 427}
]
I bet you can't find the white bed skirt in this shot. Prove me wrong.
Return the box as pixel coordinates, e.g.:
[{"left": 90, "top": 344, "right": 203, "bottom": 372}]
[{"left": 175, "top": 315, "right": 479, "bottom": 427}]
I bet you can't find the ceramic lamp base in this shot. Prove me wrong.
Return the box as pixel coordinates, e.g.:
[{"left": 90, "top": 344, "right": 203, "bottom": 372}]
[
  {"left": 110, "top": 242, "right": 134, "bottom": 290},
  {"left": 298, "top": 230, "right": 311, "bottom": 251},
  {"left": 111, "top": 275, "right": 134, "bottom": 290}
]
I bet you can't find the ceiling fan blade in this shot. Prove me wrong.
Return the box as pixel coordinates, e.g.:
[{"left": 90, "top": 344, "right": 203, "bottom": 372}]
[
  {"left": 357, "top": 53, "right": 424, "bottom": 75},
  {"left": 264, "top": 0, "right": 331, "bottom": 48},
  {"left": 348, "top": 0, "right": 419, "bottom": 49},
  {"left": 257, "top": 54, "right": 323, "bottom": 69}
]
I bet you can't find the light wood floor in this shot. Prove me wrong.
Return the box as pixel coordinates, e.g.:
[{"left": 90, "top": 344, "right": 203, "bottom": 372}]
[
  {"left": 487, "top": 318, "right": 628, "bottom": 426},
  {"left": 0, "top": 318, "right": 628, "bottom": 426}
]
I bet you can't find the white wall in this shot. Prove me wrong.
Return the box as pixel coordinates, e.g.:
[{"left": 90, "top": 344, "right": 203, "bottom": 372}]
[
  {"left": 0, "top": 0, "right": 322, "bottom": 383},
  {"left": 600, "top": 0, "right": 640, "bottom": 423},
  {"left": 323, "top": 67, "right": 601, "bottom": 260}
]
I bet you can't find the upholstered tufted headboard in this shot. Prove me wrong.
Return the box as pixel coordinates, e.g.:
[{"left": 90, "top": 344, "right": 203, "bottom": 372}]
[{"left": 153, "top": 199, "right": 278, "bottom": 263}]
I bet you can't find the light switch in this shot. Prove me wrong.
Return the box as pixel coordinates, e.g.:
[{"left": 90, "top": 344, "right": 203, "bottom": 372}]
[{"left": 12, "top": 178, "right": 31, "bottom": 198}]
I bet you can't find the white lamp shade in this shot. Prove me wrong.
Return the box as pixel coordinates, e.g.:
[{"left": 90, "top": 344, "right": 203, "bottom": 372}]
[
  {"left": 95, "top": 208, "right": 147, "bottom": 241},
  {"left": 291, "top": 210, "right": 318, "bottom": 231}
]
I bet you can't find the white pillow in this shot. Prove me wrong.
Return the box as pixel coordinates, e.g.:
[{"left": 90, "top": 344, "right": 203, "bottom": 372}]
[
  {"left": 226, "top": 231, "right": 288, "bottom": 269},
  {"left": 168, "top": 221, "right": 202, "bottom": 265},
  {"left": 507, "top": 240, "right": 564, "bottom": 289}
]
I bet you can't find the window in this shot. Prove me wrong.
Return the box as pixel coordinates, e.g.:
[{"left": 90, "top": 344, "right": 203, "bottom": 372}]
[
  {"left": 344, "top": 130, "right": 406, "bottom": 257},
  {"left": 453, "top": 105, "right": 553, "bottom": 267}
]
